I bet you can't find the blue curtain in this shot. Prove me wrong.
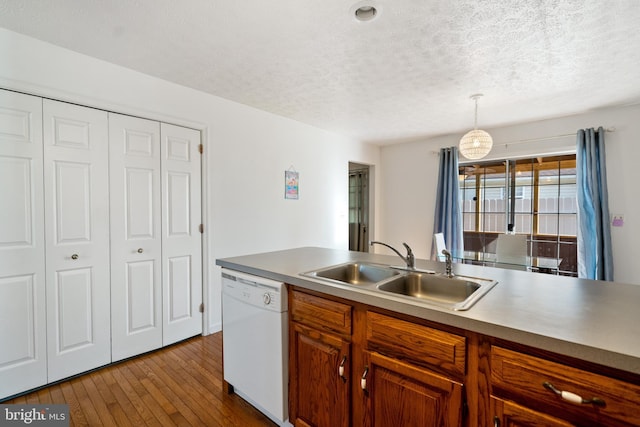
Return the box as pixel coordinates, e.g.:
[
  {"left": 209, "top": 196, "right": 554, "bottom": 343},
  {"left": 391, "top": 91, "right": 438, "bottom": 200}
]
[
  {"left": 433, "top": 147, "right": 464, "bottom": 258},
  {"left": 576, "top": 127, "right": 613, "bottom": 281}
]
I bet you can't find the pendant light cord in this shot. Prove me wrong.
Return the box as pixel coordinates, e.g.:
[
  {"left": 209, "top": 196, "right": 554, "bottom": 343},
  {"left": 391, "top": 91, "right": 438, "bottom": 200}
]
[{"left": 473, "top": 96, "right": 479, "bottom": 131}]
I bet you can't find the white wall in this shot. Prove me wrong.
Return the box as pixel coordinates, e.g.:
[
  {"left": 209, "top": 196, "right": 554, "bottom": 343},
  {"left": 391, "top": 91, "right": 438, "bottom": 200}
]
[
  {"left": 0, "top": 28, "right": 381, "bottom": 332},
  {"left": 379, "top": 102, "right": 640, "bottom": 285}
]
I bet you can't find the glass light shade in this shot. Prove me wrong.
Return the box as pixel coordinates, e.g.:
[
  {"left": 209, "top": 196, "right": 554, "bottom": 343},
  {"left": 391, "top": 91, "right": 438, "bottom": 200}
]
[{"left": 459, "top": 129, "right": 493, "bottom": 160}]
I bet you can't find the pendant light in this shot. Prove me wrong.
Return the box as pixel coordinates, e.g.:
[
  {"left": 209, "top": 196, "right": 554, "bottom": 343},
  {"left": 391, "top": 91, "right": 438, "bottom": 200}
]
[{"left": 459, "top": 94, "right": 493, "bottom": 160}]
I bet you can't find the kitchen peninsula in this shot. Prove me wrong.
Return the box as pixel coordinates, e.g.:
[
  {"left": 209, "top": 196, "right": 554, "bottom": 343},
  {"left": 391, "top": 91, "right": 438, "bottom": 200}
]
[{"left": 217, "top": 247, "right": 640, "bottom": 426}]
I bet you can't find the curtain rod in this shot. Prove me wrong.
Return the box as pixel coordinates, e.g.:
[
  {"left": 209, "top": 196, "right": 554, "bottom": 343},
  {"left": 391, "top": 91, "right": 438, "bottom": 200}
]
[
  {"left": 432, "top": 127, "right": 615, "bottom": 155},
  {"left": 500, "top": 127, "right": 615, "bottom": 148}
]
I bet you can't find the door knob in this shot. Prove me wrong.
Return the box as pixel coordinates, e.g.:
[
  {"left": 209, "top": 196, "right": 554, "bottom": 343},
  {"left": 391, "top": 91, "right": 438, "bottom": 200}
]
[
  {"left": 137, "top": 248, "right": 144, "bottom": 253},
  {"left": 71, "top": 254, "right": 79, "bottom": 260}
]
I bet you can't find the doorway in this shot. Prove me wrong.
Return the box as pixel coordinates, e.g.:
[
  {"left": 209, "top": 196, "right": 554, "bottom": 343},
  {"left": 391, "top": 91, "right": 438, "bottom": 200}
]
[{"left": 349, "top": 162, "right": 370, "bottom": 252}]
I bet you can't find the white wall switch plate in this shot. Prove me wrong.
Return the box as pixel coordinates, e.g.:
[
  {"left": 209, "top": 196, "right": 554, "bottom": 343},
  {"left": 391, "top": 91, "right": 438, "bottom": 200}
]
[{"left": 612, "top": 214, "right": 624, "bottom": 227}]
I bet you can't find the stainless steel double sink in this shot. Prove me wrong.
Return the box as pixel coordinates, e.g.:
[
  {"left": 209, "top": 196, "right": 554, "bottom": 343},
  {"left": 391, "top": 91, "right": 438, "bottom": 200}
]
[{"left": 301, "top": 262, "right": 497, "bottom": 311}]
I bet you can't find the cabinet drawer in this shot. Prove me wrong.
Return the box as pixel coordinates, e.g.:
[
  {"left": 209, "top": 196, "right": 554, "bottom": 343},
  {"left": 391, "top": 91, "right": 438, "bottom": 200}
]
[
  {"left": 491, "top": 346, "right": 640, "bottom": 426},
  {"left": 366, "top": 311, "right": 466, "bottom": 377},
  {"left": 290, "top": 290, "right": 352, "bottom": 335}
]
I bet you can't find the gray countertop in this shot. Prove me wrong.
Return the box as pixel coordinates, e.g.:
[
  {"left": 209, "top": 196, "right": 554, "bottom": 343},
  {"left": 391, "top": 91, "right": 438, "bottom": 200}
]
[{"left": 216, "top": 246, "right": 640, "bottom": 375}]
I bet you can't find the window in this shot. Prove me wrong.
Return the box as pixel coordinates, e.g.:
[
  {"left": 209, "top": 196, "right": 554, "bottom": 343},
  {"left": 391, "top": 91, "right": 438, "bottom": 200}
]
[{"left": 459, "top": 154, "right": 577, "bottom": 276}]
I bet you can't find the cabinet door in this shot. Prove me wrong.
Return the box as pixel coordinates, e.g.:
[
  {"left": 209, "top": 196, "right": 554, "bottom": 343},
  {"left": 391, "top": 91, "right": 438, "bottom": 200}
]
[
  {"left": 0, "top": 89, "right": 47, "bottom": 398},
  {"left": 362, "top": 351, "right": 463, "bottom": 427},
  {"left": 43, "top": 99, "right": 111, "bottom": 382},
  {"left": 491, "top": 397, "right": 574, "bottom": 427},
  {"left": 160, "top": 123, "right": 202, "bottom": 345},
  {"left": 290, "top": 322, "right": 350, "bottom": 427},
  {"left": 491, "top": 346, "right": 640, "bottom": 426},
  {"left": 109, "top": 113, "right": 162, "bottom": 361}
]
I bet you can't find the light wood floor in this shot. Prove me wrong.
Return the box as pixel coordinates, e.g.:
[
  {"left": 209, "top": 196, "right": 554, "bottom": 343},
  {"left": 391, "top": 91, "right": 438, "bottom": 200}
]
[{"left": 5, "top": 333, "right": 277, "bottom": 427}]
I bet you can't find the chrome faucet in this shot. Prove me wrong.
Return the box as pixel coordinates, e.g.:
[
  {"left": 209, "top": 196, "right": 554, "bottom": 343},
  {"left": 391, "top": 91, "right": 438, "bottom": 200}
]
[
  {"left": 441, "top": 249, "right": 453, "bottom": 277},
  {"left": 369, "top": 241, "right": 415, "bottom": 269}
]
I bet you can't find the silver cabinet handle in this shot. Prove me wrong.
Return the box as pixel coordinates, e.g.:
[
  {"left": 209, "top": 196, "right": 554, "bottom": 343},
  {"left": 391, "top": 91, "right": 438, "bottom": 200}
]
[
  {"left": 137, "top": 248, "right": 144, "bottom": 253},
  {"left": 543, "top": 382, "right": 606, "bottom": 407},
  {"left": 71, "top": 254, "right": 78, "bottom": 260}
]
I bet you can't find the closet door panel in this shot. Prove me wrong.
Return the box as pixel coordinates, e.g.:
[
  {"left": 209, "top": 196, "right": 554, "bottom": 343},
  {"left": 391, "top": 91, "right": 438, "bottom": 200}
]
[
  {"left": 53, "top": 161, "right": 91, "bottom": 242},
  {"left": 54, "top": 268, "right": 94, "bottom": 352},
  {"left": 109, "top": 113, "right": 162, "bottom": 361},
  {"left": 126, "top": 260, "right": 156, "bottom": 330},
  {"left": 161, "top": 123, "right": 202, "bottom": 345},
  {"left": 0, "top": 89, "right": 47, "bottom": 399},
  {"left": 0, "top": 157, "right": 34, "bottom": 246},
  {"left": 43, "top": 99, "right": 110, "bottom": 382}
]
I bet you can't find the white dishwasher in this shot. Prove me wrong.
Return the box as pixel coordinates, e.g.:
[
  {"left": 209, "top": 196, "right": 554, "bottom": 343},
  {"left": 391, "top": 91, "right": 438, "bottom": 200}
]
[{"left": 221, "top": 268, "right": 289, "bottom": 426}]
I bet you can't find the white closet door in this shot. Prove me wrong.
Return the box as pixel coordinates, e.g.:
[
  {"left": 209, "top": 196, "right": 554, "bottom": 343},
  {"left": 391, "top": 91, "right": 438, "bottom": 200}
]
[
  {"left": 43, "top": 99, "right": 111, "bottom": 382},
  {"left": 0, "top": 90, "right": 47, "bottom": 398},
  {"left": 161, "top": 123, "right": 202, "bottom": 345},
  {"left": 109, "top": 113, "right": 162, "bottom": 361}
]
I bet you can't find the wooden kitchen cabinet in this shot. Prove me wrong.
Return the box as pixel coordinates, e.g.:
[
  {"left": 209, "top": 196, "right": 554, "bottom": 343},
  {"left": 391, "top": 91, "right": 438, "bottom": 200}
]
[
  {"left": 365, "top": 311, "right": 466, "bottom": 378},
  {"left": 491, "top": 397, "right": 574, "bottom": 426},
  {"left": 288, "top": 286, "right": 640, "bottom": 427},
  {"left": 289, "top": 290, "right": 352, "bottom": 427},
  {"left": 491, "top": 346, "right": 640, "bottom": 426},
  {"left": 289, "top": 288, "right": 466, "bottom": 427},
  {"left": 362, "top": 350, "right": 463, "bottom": 427},
  {"left": 363, "top": 311, "right": 465, "bottom": 427},
  {"left": 290, "top": 322, "right": 351, "bottom": 427}
]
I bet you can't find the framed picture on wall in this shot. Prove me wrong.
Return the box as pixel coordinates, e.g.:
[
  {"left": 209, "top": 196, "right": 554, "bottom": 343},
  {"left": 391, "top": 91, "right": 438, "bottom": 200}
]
[{"left": 285, "top": 169, "right": 299, "bottom": 199}]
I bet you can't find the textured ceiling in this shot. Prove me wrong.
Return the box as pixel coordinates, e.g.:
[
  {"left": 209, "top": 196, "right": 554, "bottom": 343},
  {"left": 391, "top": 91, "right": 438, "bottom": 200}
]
[{"left": 1, "top": 0, "right": 640, "bottom": 144}]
